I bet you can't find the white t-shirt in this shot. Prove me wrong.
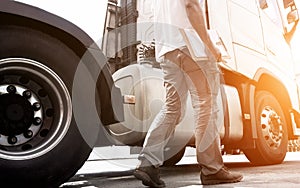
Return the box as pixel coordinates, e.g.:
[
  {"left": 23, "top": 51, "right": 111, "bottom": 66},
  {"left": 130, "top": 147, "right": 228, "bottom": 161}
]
[{"left": 153, "top": 0, "right": 204, "bottom": 62}]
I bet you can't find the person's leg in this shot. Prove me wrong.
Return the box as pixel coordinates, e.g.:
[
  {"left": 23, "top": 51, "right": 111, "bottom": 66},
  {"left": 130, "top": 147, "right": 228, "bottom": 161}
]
[
  {"left": 170, "top": 48, "right": 223, "bottom": 174},
  {"left": 138, "top": 52, "right": 188, "bottom": 167},
  {"left": 178, "top": 48, "right": 242, "bottom": 184},
  {"left": 134, "top": 50, "right": 188, "bottom": 188}
]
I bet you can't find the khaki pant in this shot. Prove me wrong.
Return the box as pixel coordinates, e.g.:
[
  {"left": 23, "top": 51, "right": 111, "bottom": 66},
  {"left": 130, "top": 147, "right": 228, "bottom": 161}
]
[{"left": 139, "top": 47, "right": 224, "bottom": 175}]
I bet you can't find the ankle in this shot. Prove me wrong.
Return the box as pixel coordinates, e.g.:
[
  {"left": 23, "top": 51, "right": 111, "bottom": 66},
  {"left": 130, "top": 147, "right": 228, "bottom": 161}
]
[{"left": 138, "top": 158, "right": 153, "bottom": 167}]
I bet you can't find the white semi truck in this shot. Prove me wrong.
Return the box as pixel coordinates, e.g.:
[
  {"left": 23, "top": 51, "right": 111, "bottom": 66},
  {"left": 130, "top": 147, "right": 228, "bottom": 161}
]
[
  {"left": 0, "top": 0, "right": 299, "bottom": 187},
  {"left": 102, "top": 0, "right": 300, "bottom": 168}
]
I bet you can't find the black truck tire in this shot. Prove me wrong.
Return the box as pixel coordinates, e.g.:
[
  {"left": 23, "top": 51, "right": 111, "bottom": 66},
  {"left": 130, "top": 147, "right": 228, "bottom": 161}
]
[
  {"left": 244, "top": 91, "right": 288, "bottom": 165},
  {"left": 0, "top": 25, "right": 97, "bottom": 187},
  {"left": 163, "top": 147, "right": 185, "bottom": 166}
]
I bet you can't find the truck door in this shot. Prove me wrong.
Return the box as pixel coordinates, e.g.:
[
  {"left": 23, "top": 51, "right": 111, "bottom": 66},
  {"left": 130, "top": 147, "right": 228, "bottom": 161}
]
[
  {"left": 259, "top": 0, "right": 295, "bottom": 76},
  {"left": 226, "top": 0, "right": 266, "bottom": 77},
  {"left": 207, "top": 0, "right": 237, "bottom": 70}
]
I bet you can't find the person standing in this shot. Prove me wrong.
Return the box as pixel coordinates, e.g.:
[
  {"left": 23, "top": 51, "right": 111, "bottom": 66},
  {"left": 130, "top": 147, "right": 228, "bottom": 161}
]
[{"left": 133, "top": 0, "right": 243, "bottom": 187}]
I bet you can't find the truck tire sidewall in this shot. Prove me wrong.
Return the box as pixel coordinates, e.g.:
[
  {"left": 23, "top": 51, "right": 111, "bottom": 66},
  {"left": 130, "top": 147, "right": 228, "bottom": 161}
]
[
  {"left": 163, "top": 147, "right": 185, "bottom": 166},
  {"left": 254, "top": 91, "right": 288, "bottom": 164},
  {"left": 0, "top": 25, "right": 95, "bottom": 186}
]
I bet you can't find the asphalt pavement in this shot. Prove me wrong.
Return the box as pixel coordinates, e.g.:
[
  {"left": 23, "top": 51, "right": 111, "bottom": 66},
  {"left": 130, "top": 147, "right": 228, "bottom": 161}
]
[{"left": 61, "top": 147, "right": 300, "bottom": 187}]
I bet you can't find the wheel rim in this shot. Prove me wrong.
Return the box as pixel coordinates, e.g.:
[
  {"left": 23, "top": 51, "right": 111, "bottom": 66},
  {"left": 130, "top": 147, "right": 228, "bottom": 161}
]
[
  {"left": 260, "top": 106, "right": 283, "bottom": 150},
  {"left": 0, "top": 58, "right": 72, "bottom": 160}
]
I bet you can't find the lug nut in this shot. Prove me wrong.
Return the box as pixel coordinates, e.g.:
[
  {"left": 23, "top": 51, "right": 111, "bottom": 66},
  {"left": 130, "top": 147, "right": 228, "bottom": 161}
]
[
  {"left": 24, "top": 130, "right": 33, "bottom": 138},
  {"left": 33, "top": 117, "right": 42, "bottom": 126},
  {"left": 7, "top": 85, "right": 16, "bottom": 94},
  {"left": 8, "top": 136, "right": 18, "bottom": 145},
  {"left": 33, "top": 102, "right": 41, "bottom": 111},
  {"left": 23, "top": 90, "right": 32, "bottom": 99}
]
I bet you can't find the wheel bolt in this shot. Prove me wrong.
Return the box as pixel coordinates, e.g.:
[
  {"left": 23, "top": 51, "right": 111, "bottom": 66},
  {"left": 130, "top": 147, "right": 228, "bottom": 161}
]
[
  {"left": 23, "top": 90, "right": 32, "bottom": 99},
  {"left": 24, "top": 130, "right": 33, "bottom": 138},
  {"left": 33, "top": 117, "right": 43, "bottom": 126},
  {"left": 8, "top": 136, "right": 18, "bottom": 145},
  {"left": 7, "top": 85, "right": 16, "bottom": 94},
  {"left": 33, "top": 102, "right": 41, "bottom": 111}
]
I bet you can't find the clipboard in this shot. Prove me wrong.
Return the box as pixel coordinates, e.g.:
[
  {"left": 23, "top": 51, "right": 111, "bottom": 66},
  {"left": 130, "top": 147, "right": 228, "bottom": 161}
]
[{"left": 179, "top": 28, "right": 230, "bottom": 61}]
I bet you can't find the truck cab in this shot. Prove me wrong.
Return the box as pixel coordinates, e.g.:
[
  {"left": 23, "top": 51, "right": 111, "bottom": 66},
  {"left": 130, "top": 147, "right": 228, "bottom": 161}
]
[{"left": 103, "top": 0, "right": 300, "bottom": 166}]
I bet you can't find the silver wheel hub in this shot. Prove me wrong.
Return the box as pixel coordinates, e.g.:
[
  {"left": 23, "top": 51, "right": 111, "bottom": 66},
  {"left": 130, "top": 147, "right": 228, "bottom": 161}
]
[
  {"left": 260, "top": 106, "right": 283, "bottom": 149},
  {"left": 0, "top": 58, "right": 72, "bottom": 160},
  {"left": 0, "top": 84, "right": 43, "bottom": 146}
]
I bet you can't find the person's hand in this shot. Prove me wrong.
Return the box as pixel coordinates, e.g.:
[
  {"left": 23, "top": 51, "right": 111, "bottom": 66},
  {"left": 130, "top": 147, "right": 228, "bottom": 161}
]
[
  {"left": 205, "top": 46, "right": 222, "bottom": 62},
  {"left": 213, "top": 47, "right": 222, "bottom": 62}
]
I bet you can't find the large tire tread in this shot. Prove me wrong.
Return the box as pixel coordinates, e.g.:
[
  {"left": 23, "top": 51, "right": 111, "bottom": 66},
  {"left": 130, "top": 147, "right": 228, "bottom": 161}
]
[
  {"left": 243, "top": 91, "right": 288, "bottom": 165},
  {"left": 0, "top": 25, "right": 95, "bottom": 187}
]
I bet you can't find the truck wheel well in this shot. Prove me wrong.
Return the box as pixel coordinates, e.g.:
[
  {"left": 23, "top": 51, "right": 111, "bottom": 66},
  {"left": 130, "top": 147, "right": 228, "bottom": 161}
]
[
  {"left": 0, "top": 12, "right": 122, "bottom": 126},
  {"left": 256, "top": 74, "right": 293, "bottom": 139},
  {"left": 0, "top": 12, "right": 87, "bottom": 58}
]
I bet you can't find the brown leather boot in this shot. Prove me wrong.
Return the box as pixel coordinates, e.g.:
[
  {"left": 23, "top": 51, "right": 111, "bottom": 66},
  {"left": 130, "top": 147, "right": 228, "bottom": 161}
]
[
  {"left": 200, "top": 167, "right": 243, "bottom": 185},
  {"left": 133, "top": 160, "right": 165, "bottom": 188}
]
